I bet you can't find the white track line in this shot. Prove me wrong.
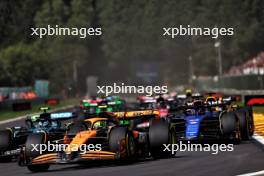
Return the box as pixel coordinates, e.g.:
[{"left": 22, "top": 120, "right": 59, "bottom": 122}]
[
  {"left": 0, "top": 105, "right": 75, "bottom": 125},
  {"left": 237, "top": 170, "right": 264, "bottom": 176},
  {"left": 238, "top": 134, "right": 264, "bottom": 176},
  {"left": 252, "top": 133, "right": 264, "bottom": 146}
]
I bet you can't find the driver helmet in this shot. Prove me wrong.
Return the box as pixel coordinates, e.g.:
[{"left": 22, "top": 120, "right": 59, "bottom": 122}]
[
  {"left": 38, "top": 120, "right": 50, "bottom": 128},
  {"left": 185, "top": 89, "right": 192, "bottom": 97},
  {"left": 93, "top": 121, "right": 107, "bottom": 130}
]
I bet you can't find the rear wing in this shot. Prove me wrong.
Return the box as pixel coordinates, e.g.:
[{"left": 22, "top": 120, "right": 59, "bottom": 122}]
[
  {"left": 176, "top": 102, "right": 229, "bottom": 111},
  {"left": 113, "top": 110, "right": 159, "bottom": 119},
  {"left": 50, "top": 112, "right": 77, "bottom": 120},
  {"left": 27, "top": 112, "right": 77, "bottom": 122}
]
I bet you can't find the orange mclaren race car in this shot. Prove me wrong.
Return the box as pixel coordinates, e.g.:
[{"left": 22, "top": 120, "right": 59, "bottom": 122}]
[{"left": 19, "top": 110, "right": 177, "bottom": 172}]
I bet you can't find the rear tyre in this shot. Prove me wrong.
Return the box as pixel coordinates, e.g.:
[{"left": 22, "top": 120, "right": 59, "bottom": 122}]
[
  {"left": 149, "top": 120, "right": 176, "bottom": 159},
  {"left": 0, "top": 130, "right": 12, "bottom": 151},
  {"left": 0, "top": 130, "right": 13, "bottom": 162},
  {"left": 245, "top": 107, "right": 254, "bottom": 136},
  {"left": 220, "top": 112, "right": 241, "bottom": 144},
  {"left": 236, "top": 109, "right": 250, "bottom": 140},
  {"left": 27, "top": 164, "right": 50, "bottom": 172},
  {"left": 109, "top": 127, "right": 136, "bottom": 162},
  {"left": 220, "top": 112, "right": 236, "bottom": 135}
]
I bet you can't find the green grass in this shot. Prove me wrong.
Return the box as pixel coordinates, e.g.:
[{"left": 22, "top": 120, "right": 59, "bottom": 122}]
[{"left": 0, "top": 98, "right": 79, "bottom": 121}]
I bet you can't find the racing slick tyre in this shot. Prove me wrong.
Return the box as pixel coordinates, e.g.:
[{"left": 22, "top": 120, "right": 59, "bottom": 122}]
[
  {"left": 109, "top": 127, "right": 136, "bottom": 162},
  {"left": 25, "top": 133, "right": 46, "bottom": 159},
  {"left": 149, "top": 119, "right": 176, "bottom": 159},
  {"left": 0, "top": 130, "right": 12, "bottom": 151},
  {"left": 27, "top": 164, "right": 50, "bottom": 173},
  {"left": 25, "top": 133, "right": 49, "bottom": 172},
  {"left": 235, "top": 109, "right": 250, "bottom": 140},
  {"left": 0, "top": 130, "right": 13, "bottom": 162},
  {"left": 220, "top": 112, "right": 241, "bottom": 144},
  {"left": 245, "top": 107, "right": 254, "bottom": 136}
]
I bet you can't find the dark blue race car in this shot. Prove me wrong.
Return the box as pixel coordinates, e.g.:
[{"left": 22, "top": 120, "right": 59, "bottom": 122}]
[
  {"left": 170, "top": 99, "right": 254, "bottom": 143},
  {"left": 0, "top": 107, "right": 76, "bottom": 162}
]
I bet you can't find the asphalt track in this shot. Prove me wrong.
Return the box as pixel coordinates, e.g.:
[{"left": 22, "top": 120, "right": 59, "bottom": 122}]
[{"left": 0, "top": 114, "right": 263, "bottom": 176}]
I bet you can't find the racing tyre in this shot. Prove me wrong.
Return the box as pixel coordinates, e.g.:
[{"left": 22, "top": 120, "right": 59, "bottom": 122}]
[
  {"left": 220, "top": 112, "right": 241, "bottom": 144},
  {"left": 25, "top": 133, "right": 46, "bottom": 159},
  {"left": 245, "top": 107, "right": 254, "bottom": 136},
  {"left": 109, "top": 127, "right": 136, "bottom": 162},
  {"left": 220, "top": 112, "right": 236, "bottom": 135},
  {"left": 27, "top": 164, "right": 50, "bottom": 172},
  {"left": 0, "top": 130, "right": 12, "bottom": 151},
  {"left": 149, "top": 119, "right": 176, "bottom": 159},
  {"left": 0, "top": 130, "right": 13, "bottom": 162},
  {"left": 236, "top": 109, "right": 250, "bottom": 140}
]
